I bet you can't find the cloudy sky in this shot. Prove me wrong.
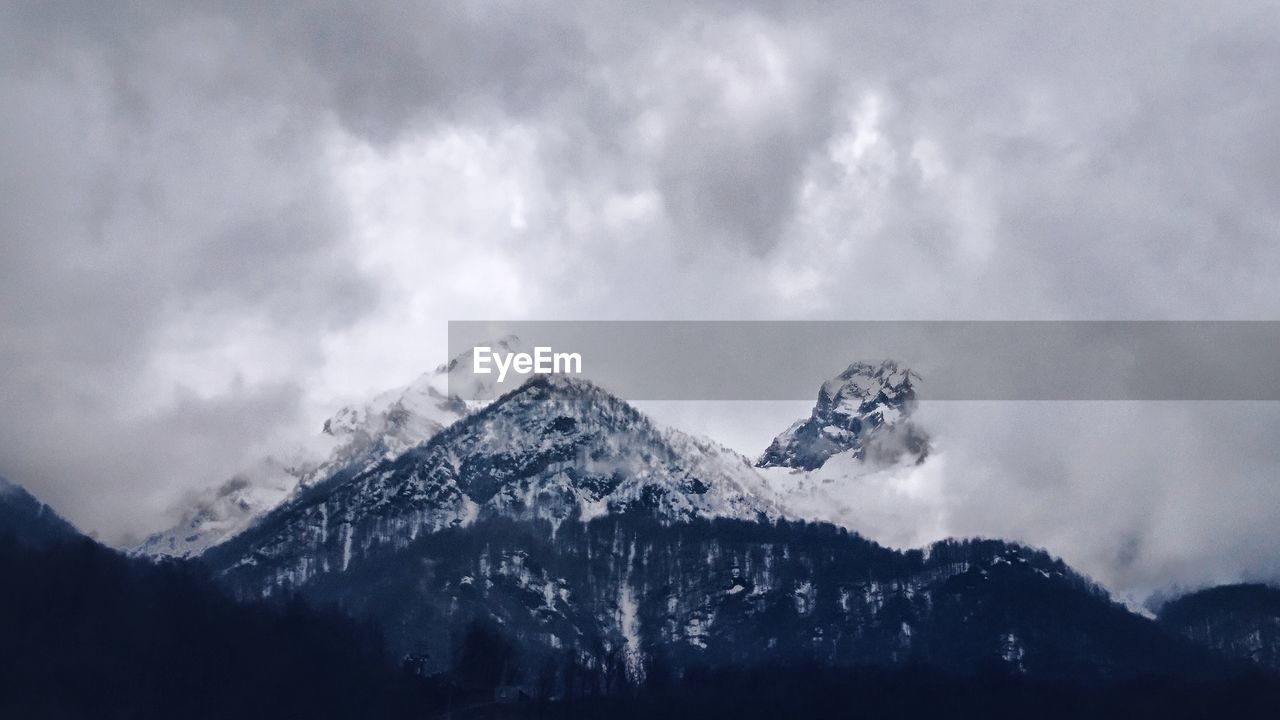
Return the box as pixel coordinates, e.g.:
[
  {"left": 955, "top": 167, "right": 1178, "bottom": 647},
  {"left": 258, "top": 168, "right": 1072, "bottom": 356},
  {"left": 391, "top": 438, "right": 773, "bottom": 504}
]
[{"left": 4, "top": 2, "right": 1280, "bottom": 599}]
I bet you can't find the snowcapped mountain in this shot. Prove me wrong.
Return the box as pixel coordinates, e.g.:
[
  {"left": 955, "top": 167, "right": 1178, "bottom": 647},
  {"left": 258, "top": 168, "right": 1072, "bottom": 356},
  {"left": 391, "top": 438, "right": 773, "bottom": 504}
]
[
  {"left": 757, "top": 360, "right": 929, "bottom": 471},
  {"left": 141, "top": 357, "right": 935, "bottom": 560},
  {"left": 133, "top": 352, "right": 485, "bottom": 558},
  {"left": 196, "top": 368, "right": 1230, "bottom": 683},
  {"left": 142, "top": 354, "right": 925, "bottom": 560},
  {"left": 203, "top": 359, "right": 947, "bottom": 583},
  {"left": 208, "top": 376, "right": 777, "bottom": 592},
  {"left": 0, "top": 475, "right": 81, "bottom": 545}
]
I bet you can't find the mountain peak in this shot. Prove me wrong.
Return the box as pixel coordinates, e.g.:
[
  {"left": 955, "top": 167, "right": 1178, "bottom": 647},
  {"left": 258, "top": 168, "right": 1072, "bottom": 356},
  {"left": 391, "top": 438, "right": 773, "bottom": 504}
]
[
  {"left": 493, "top": 373, "right": 625, "bottom": 407},
  {"left": 819, "top": 359, "right": 917, "bottom": 399},
  {"left": 396, "top": 373, "right": 772, "bottom": 525},
  {"left": 758, "top": 360, "right": 929, "bottom": 471}
]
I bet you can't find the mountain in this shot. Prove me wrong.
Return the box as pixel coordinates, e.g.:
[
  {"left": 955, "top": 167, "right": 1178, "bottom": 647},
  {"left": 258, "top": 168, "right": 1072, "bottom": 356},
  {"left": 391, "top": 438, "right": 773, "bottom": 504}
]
[
  {"left": 10, "top": 358, "right": 1280, "bottom": 715},
  {"left": 134, "top": 356, "right": 479, "bottom": 558},
  {"left": 207, "top": 376, "right": 776, "bottom": 592},
  {"left": 757, "top": 360, "right": 929, "bottom": 471},
  {"left": 0, "top": 475, "right": 80, "bottom": 545},
  {"left": 1158, "top": 583, "right": 1280, "bottom": 670},
  {"left": 204, "top": 375, "right": 1223, "bottom": 687},
  {"left": 140, "top": 349, "right": 900, "bottom": 559}
]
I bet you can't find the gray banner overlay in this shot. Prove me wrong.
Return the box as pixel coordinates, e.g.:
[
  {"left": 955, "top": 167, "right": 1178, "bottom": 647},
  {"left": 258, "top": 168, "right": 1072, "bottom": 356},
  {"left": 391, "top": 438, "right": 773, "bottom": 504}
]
[{"left": 447, "top": 321, "right": 1280, "bottom": 401}]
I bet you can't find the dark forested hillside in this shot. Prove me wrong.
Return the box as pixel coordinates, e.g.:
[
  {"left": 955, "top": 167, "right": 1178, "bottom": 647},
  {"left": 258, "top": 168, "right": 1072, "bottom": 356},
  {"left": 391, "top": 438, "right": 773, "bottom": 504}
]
[
  {"left": 0, "top": 475, "right": 81, "bottom": 546},
  {"left": 218, "top": 514, "right": 1227, "bottom": 686},
  {"left": 1160, "top": 583, "right": 1280, "bottom": 670},
  {"left": 0, "top": 533, "right": 412, "bottom": 719},
  {"left": 3, "top": 528, "right": 1279, "bottom": 719}
]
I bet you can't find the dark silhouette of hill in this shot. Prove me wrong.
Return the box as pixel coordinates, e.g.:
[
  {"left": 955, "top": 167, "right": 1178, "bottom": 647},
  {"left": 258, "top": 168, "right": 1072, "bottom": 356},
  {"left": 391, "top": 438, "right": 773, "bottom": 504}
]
[
  {"left": 0, "top": 532, "right": 416, "bottom": 719},
  {"left": 3, "top": 529, "right": 1279, "bottom": 719},
  {"left": 1160, "top": 583, "right": 1280, "bottom": 669},
  {"left": 0, "top": 474, "right": 81, "bottom": 545}
]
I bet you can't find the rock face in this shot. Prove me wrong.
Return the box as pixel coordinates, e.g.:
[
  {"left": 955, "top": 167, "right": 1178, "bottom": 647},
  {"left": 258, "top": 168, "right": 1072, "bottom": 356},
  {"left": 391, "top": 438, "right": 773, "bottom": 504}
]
[
  {"left": 757, "top": 360, "right": 929, "bottom": 471},
  {"left": 1159, "top": 583, "right": 1280, "bottom": 670},
  {"left": 0, "top": 475, "right": 81, "bottom": 546}
]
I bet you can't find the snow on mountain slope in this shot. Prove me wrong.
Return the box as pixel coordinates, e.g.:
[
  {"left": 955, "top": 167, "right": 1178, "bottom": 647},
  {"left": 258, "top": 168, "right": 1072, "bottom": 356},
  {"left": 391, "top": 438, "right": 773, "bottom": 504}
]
[
  {"left": 132, "top": 457, "right": 309, "bottom": 559},
  {"left": 301, "top": 369, "right": 469, "bottom": 490},
  {"left": 131, "top": 343, "right": 510, "bottom": 558},
  {"left": 210, "top": 376, "right": 779, "bottom": 593},
  {"left": 316, "top": 335, "right": 519, "bottom": 449}
]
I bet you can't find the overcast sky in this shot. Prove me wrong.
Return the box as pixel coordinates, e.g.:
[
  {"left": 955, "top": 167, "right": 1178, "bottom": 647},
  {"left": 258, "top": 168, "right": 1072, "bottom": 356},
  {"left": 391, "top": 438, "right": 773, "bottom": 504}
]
[{"left": 4, "top": 2, "right": 1280, "bottom": 599}]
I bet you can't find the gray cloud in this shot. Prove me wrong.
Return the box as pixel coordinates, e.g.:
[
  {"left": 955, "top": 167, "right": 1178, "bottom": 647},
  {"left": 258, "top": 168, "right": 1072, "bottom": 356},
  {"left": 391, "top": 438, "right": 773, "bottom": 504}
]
[
  {"left": 914, "top": 401, "right": 1280, "bottom": 600},
  {"left": 0, "top": 1, "right": 378, "bottom": 539},
  {"left": 2, "top": 0, "right": 1280, "bottom": 600}
]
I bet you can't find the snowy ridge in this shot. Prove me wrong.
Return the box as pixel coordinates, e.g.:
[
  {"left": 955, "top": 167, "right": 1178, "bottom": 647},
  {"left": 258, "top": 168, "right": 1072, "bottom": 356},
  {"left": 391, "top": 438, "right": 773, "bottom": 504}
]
[
  {"left": 300, "top": 367, "right": 469, "bottom": 492},
  {"left": 132, "top": 457, "right": 308, "bottom": 559},
  {"left": 131, "top": 343, "right": 503, "bottom": 558}
]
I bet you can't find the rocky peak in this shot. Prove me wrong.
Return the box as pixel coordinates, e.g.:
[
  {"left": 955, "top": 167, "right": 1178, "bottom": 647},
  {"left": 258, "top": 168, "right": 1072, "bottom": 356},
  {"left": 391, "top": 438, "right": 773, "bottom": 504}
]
[{"left": 757, "top": 360, "right": 929, "bottom": 471}]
